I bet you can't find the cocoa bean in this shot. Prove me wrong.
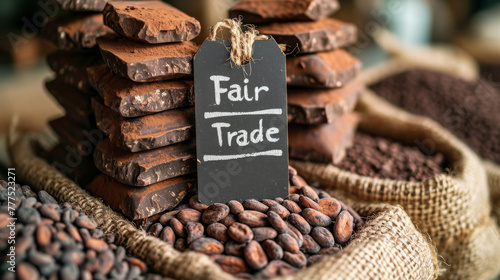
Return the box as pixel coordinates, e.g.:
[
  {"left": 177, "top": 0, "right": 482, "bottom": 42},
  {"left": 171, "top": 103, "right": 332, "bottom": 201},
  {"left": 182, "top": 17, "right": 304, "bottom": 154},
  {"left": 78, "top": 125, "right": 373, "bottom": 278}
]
[
  {"left": 98, "top": 249, "right": 115, "bottom": 275},
  {"left": 79, "top": 228, "right": 91, "bottom": 241},
  {"left": 38, "top": 191, "right": 57, "bottom": 204},
  {"left": 285, "top": 193, "right": 300, "bottom": 203},
  {"left": 318, "top": 246, "right": 341, "bottom": 255},
  {"left": 202, "top": 203, "right": 230, "bottom": 224},
  {"left": 147, "top": 222, "right": 163, "bottom": 237},
  {"left": 126, "top": 257, "right": 147, "bottom": 273},
  {"left": 206, "top": 223, "right": 229, "bottom": 243},
  {"left": 263, "top": 200, "right": 290, "bottom": 219},
  {"left": 307, "top": 254, "right": 327, "bottom": 266},
  {"left": 160, "top": 226, "right": 176, "bottom": 245},
  {"left": 169, "top": 218, "right": 186, "bottom": 238},
  {"left": 301, "top": 208, "right": 331, "bottom": 227},
  {"left": 17, "top": 262, "right": 39, "bottom": 280},
  {"left": 62, "top": 250, "right": 85, "bottom": 266},
  {"left": 282, "top": 200, "right": 301, "bottom": 214},
  {"left": 288, "top": 166, "right": 298, "bottom": 178},
  {"left": 255, "top": 260, "right": 298, "bottom": 278},
  {"left": 85, "top": 238, "right": 108, "bottom": 252},
  {"left": 298, "top": 186, "right": 319, "bottom": 202},
  {"left": 211, "top": 255, "right": 248, "bottom": 275},
  {"left": 287, "top": 213, "right": 311, "bottom": 235},
  {"left": 261, "top": 239, "right": 283, "bottom": 260},
  {"left": 39, "top": 204, "right": 60, "bottom": 222},
  {"left": 225, "top": 240, "right": 246, "bottom": 256},
  {"left": 62, "top": 208, "right": 75, "bottom": 223},
  {"left": 228, "top": 222, "right": 253, "bottom": 243},
  {"left": 189, "top": 195, "right": 209, "bottom": 211},
  {"left": 75, "top": 215, "right": 97, "bottom": 230},
  {"left": 243, "top": 240, "right": 268, "bottom": 270},
  {"left": 36, "top": 225, "right": 52, "bottom": 246},
  {"left": 285, "top": 223, "right": 304, "bottom": 248},
  {"left": 311, "top": 227, "right": 335, "bottom": 248},
  {"left": 341, "top": 202, "right": 364, "bottom": 230},
  {"left": 186, "top": 222, "right": 204, "bottom": 244},
  {"left": 66, "top": 223, "right": 82, "bottom": 243},
  {"left": 238, "top": 211, "right": 269, "bottom": 227},
  {"left": 291, "top": 176, "right": 307, "bottom": 188},
  {"left": 274, "top": 197, "right": 284, "bottom": 203},
  {"left": 282, "top": 251, "right": 307, "bottom": 268},
  {"left": 267, "top": 211, "right": 288, "bottom": 233},
  {"left": 17, "top": 207, "right": 41, "bottom": 224},
  {"left": 318, "top": 198, "right": 342, "bottom": 219},
  {"left": 298, "top": 195, "right": 320, "bottom": 210},
  {"left": 227, "top": 200, "right": 244, "bottom": 215},
  {"left": 174, "top": 238, "right": 187, "bottom": 251},
  {"left": 333, "top": 210, "right": 353, "bottom": 244},
  {"left": 242, "top": 199, "right": 269, "bottom": 213},
  {"left": 158, "top": 210, "right": 179, "bottom": 225},
  {"left": 220, "top": 213, "right": 237, "bottom": 227},
  {"left": 177, "top": 209, "right": 202, "bottom": 224},
  {"left": 189, "top": 237, "right": 224, "bottom": 255},
  {"left": 276, "top": 233, "right": 299, "bottom": 253},
  {"left": 301, "top": 235, "right": 321, "bottom": 254},
  {"left": 252, "top": 227, "right": 278, "bottom": 242}
]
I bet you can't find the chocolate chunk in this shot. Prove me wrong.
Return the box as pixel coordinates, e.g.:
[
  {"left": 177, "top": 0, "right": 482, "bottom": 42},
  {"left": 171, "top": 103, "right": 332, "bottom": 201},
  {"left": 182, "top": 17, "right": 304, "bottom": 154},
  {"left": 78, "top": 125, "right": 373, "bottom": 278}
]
[
  {"left": 42, "top": 14, "right": 113, "bottom": 50},
  {"left": 258, "top": 19, "right": 356, "bottom": 54},
  {"left": 103, "top": 1, "right": 200, "bottom": 44},
  {"left": 93, "top": 138, "right": 196, "bottom": 186},
  {"left": 47, "top": 50, "right": 103, "bottom": 93},
  {"left": 91, "top": 98, "right": 195, "bottom": 152},
  {"left": 229, "top": 0, "right": 339, "bottom": 24},
  {"left": 49, "top": 116, "right": 98, "bottom": 157},
  {"left": 287, "top": 81, "right": 362, "bottom": 124},
  {"left": 47, "top": 144, "right": 100, "bottom": 186},
  {"left": 85, "top": 174, "right": 195, "bottom": 220},
  {"left": 88, "top": 65, "right": 194, "bottom": 117},
  {"left": 288, "top": 113, "right": 359, "bottom": 164},
  {"left": 55, "top": 0, "right": 111, "bottom": 12},
  {"left": 97, "top": 34, "right": 198, "bottom": 82},
  {"left": 286, "top": 49, "right": 361, "bottom": 88},
  {"left": 45, "top": 79, "right": 95, "bottom": 128}
]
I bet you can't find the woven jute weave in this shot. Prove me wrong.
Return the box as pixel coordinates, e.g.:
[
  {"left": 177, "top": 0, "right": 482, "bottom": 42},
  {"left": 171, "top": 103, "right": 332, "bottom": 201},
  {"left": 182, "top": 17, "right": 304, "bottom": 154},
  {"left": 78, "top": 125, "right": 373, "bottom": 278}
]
[
  {"left": 292, "top": 90, "right": 500, "bottom": 280},
  {"left": 10, "top": 134, "right": 438, "bottom": 280}
]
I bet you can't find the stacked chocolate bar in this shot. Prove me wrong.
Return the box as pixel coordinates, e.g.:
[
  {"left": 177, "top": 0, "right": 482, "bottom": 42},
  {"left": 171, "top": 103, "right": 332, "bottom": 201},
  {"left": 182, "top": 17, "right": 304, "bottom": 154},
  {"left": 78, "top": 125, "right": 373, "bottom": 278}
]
[
  {"left": 84, "top": 1, "right": 201, "bottom": 224},
  {"left": 230, "top": 0, "right": 362, "bottom": 164},
  {"left": 42, "top": 0, "right": 114, "bottom": 185}
]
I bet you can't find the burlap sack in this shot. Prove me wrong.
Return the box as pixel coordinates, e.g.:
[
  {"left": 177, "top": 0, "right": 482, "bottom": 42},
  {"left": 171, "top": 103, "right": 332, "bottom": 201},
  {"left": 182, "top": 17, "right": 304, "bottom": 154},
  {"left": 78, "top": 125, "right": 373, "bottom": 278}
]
[
  {"left": 9, "top": 134, "right": 438, "bottom": 280},
  {"left": 292, "top": 91, "right": 500, "bottom": 280}
]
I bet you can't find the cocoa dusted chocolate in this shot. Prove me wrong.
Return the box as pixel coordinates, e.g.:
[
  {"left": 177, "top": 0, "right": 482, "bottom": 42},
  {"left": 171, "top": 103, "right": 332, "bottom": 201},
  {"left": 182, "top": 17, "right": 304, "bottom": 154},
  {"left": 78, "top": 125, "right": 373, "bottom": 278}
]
[
  {"left": 287, "top": 81, "right": 362, "bottom": 124},
  {"left": 91, "top": 98, "right": 195, "bottom": 152},
  {"left": 229, "top": 0, "right": 339, "bottom": 24},
  {"left": 288, "top": 113, "right": 359, "bottom": 164},
  {"left": 257, "top": 19, "right": 356, "bottom": 54},
  {"left": 97, "top": 34, "right": 199, "bottom": 82},
  {"left": 45, "top": 79, "right": 95, "bottom": 128},
  {"left": 103, "top": 1, "right": 201, "bottom": 44},
  {"left": 46, "top": 50, "right": 103, "bottom": 92},
  {"left": 93, "top": 138, "right": 196, "bottom": 187},
  {"left": 55, "top": 0, "right": 110, "bottom": 11},
  {"left": 87, "top": 65, "right": 194, "bottom": 117},
  {"left": 85, "top": 174, "right": 196, "bottom": 220},
  {"left": 42, "top": 13, "right": 113, "bottom": 50},
  {"left": 286, "top": 49, "right": 361, "bottom": 88}
]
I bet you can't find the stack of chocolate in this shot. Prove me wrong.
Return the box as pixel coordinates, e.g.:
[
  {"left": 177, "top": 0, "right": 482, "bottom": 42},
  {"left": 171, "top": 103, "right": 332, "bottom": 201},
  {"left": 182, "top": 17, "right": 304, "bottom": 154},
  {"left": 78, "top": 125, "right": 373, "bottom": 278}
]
[
  {"left": 230, "top": 0, "right": 362, "bottom": 164},
  {"left": 42, "top": 0, "right": 114, "bottom": 185},
  {"left": 84, "top": 1, "right": 201, "bottom": 225}
]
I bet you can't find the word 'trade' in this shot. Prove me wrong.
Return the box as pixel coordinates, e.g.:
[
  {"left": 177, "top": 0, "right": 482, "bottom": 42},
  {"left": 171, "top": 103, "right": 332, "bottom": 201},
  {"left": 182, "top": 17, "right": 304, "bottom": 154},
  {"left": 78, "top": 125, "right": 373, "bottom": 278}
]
[{"left": 194, "top": 38, "right": 289, "bottom": 204}]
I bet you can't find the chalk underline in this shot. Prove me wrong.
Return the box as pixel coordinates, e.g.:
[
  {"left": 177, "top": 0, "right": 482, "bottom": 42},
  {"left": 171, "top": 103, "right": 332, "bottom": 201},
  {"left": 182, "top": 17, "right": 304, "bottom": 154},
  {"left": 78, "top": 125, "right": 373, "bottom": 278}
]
[
  {"left": 204, "top": 109, "right": 282, "bottom": 119},
  {"left": 203, "top": 149, "right": 283, "bottom": 162}
]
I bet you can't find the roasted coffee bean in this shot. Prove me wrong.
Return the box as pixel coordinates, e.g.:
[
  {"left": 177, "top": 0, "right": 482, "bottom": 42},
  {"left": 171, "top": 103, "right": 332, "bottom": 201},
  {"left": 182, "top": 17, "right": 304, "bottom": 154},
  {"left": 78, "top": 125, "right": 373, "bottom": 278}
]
[
  {"left": 227, "top": 200, "right": 244, "bottom": 214},
  {"left": 189, "top": 237, "right": 224, "bottom": 255},
  {"left": 311, "top": 227, "right": 335, "bottom": 248},
  {"left": 298, "top": 195, "right": 320, "bottom": 210},
  {"left": 175, "top": 238, "right": 187, "bottom": 251},
  {"left": 147, "top": 222, "right": 163, "bottom": 237},
  {"left": 252, "top": 227, "right": 278, "bottom": 242},
  {"left": 75, "top": 215, "right": 97, "bottom": 230},
  {"left": 170, "top": 218, "right": 186, "bottom": 238},
  {"left": 220, "top": 213, "right": 237, "bottom": 227},
  {"left": 189, "top": 195, "right": 209, "bottom": 212},
  {"left": 334, "top": 210, "right": 354, "bottom": 244},
  {"left": 267, "top": 211, "right": 288, "bottom": 233},
  {"left": 276, "top": 233, "right": 300, "bottom": 254},
  {"left": 211, "top": 255, "right": 248, "bottom": 275},
  {"left": 228, "top": 222, "right": 254, "bottom": 243},
  {"left": 302, "top": 208, "right": 331, "bottom": 227},
  {"left": 283, "top": 251, "right": 307, "bottom": 268},
  {"left": 287, "top": 213, "right": 311, "bottom": 235},
  {"left": 225, "top": 240, "right": 246, "bottom": 256},
  {"left": 160, "top": 226, "right": 176, "bottom": 245},
  {"left": 299, "top": 186, "right": 319, "bottom": 202},
  {"left": 263, "top": 200, "right": 290, "bottom": 219},
  {"left": 301, "top": 235, "right": 321, "bottom": 254},
  {"left": 178, "top": 209, "right": 202, "bottom": 224},
  {"left": 186, "top": 222, "right": 204, "bottom": 244},
  {"left": 238, "top": 211, "right": 269, "bottom": 227},
  {"left": 262, "top": 239, "right": 283, "bottom": 260},
  {"left": 256, "top": 260, "right": 298, "bottom": 278},
  {"left": 242, "top": 199, "right": 269, "bottom": 213},
  {"left": 206, "top": 223, "right": 229, "bottom": 243},
  {"left": 318, "top": 198, "right": 342, "bottom": 219},
  {"left": 282, "top": 200, "right": 302, "bottom": 214},
  {"left": 159, "top": 210, "right": 180, "bottom": 225},
  {"left": 38, "top": 191, "right": 58, "bottom": 204},
  {"left": 243, "top": 240, "right": 268, "bottom": 270},
  {"left": 202, "top": 203, "right": 230, "bottom": 224}
]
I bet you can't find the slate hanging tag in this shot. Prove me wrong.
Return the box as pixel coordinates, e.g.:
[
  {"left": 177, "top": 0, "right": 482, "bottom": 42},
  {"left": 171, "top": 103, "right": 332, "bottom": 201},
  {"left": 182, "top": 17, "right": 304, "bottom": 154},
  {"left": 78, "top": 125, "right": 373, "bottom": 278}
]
[{"left": 194, "top": 20, "right": 288, "bottom": 204}]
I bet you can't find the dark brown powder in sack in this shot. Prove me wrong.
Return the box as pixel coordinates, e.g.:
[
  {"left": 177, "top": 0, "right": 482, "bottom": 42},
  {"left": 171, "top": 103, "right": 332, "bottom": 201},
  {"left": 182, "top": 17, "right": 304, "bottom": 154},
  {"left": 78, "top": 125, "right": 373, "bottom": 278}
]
[{"left": 370, "top": 68, "right": 500, "bottom": 164}]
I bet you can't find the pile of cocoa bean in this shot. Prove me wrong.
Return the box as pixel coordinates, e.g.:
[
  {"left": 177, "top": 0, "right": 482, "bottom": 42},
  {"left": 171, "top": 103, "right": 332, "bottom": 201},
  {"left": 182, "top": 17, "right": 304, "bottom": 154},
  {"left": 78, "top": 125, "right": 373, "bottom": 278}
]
[
  {"left": 146, "top": 167, "right": 364, "bottom": 278},
  {"left": 0, "top": 181, "right": 171, "bottom": 280}
]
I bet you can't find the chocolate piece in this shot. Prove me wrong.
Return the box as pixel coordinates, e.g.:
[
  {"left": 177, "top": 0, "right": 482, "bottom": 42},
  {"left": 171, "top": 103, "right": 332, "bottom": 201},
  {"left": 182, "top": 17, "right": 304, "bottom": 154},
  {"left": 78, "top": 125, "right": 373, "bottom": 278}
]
[
  {"left": 103, "top": 1, "right": 200, "bottom": 44},
  {"left": 93, "top": 138, "right": 196, "bottom": 186},
  {"left": 287, "top": 81, "right": 362, "bottom": 124},
  {"left": 45, "top": 79, "right": 94, "bottom": 128},
  {"left": 288, "top": 113, "right": 359, "bottom": 164},
  {"left": 85, "top": 174, "right": 195, "bottom": 220},
  {"left": 55, "top": 0, "right": 110, "bottom": 11},
  {"left": 91, "top": 98, "right": 195, "bottom": 152},
  {"left": 97, "top": 34, "right": 198, "bottom": 82},
  {"left": 258, "top": 19, "right": 356, "bottom": 54},
  {"left": 49, "top": 116, "right": 100, "bottom": 157},
  {"left": 229, "top": 0, "right": 339, "bottom": 24},
  {"left": 87, "top": 65, "right": 194, "bottom": 117},
  {"left": 286, "top": 49, "right": 361, "bottom": 88},
  {"left": 42, "top": 14, "right": 113, "bottom": 50},
  {"left": 47, "top": 144, "right": 100, "bottom": 186},
  {"left": 47, "top": 50, "right": 103, "bottom": 92}
]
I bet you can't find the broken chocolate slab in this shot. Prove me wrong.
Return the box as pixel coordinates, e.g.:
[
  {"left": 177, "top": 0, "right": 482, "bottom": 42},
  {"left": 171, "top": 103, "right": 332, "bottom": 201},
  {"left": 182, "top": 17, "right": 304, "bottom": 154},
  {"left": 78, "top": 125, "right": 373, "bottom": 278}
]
[
  {"left": 42, "top": 13, "right": 113, "bottom": 50},
  {"left": 55, "top": 0, "right": 110, "bottom": 11},
  {"left": 48, "top": 144, "right": 100, "bottom": 186},
  {"left": 93, "top": 138, "right": 197, "bottom": 186},
  {"left": 103, "top": 1, "right": 200, "bottom": 44},
  {"left": 229, "top": 0, "right": 339, "bottom": 24},
  {"left": 286, "top": 49, "right": 361, "bottom": 88},
  {"left": 289, "top": 113, "right": 359, "bottom": 164},
  {"left": 97, "top": 34, "right": 198, "bottom": 82},
  {"left": 47, "top": 50, "right": 103, "bottom": 92},
  {"left": 287, "top": 81, "right": 362, "bottom": 124},
  {"left": 87, "top": 65, "right": 194, "bottom": 117},
  {"left": 85, "top": 174, "right": 195, "bottom": 220},
  {"left": 49, "top": 116, "right": 101, "bottom": 157},
  {"left": 45, "top": 79, "right": 95, "bottom": 128},
  {"left": 257, "top": 18, "right": 357, "bottom": 54},
  {"left": 91, "top": 98, "right": 195, "bottom": 152}
]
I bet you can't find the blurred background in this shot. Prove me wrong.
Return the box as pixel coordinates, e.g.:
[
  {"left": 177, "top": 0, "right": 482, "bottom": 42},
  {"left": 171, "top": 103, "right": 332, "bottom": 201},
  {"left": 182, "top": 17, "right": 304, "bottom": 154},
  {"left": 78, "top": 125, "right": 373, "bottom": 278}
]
[{"left": 0, "top": 0, "right": 500, "bottom": 178}]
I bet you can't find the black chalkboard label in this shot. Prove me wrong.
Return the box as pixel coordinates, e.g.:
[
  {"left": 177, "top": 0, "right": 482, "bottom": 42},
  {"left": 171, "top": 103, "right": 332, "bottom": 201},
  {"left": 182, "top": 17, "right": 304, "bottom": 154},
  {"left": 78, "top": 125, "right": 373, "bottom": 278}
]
[{"left": 194, "top": 38, "right": 289, "bottom": 204}]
